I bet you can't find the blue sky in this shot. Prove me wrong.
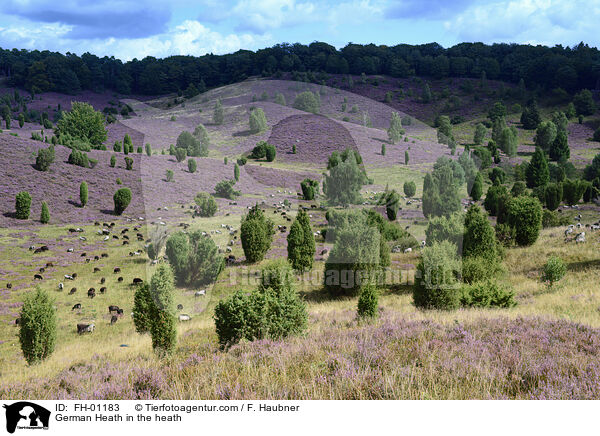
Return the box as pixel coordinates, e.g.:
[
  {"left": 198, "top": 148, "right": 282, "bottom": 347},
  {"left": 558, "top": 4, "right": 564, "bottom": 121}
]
[{"left": 0, "top": 0, "right": 598, "bottom": 61}]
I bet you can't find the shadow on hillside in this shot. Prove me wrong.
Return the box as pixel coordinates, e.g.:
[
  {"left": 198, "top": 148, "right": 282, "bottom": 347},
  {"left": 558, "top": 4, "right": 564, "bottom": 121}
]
[
  {"left": 567, "top": 258, "right": 600, "bottom": 273},
  {"left": 371, "top": 137, "right": 390, "bottom": 145},
  {"left": 67, "top": 200, "right": 82, "bottom": 208},
  {"left": 233, "top": 130, "right": 254, "bottom": 137},
  {"left": 99, "top": 209, "right": 116, "bottom": 216},
  {"left": 2, "top": 211, "right": 17, "bottom": 219}
]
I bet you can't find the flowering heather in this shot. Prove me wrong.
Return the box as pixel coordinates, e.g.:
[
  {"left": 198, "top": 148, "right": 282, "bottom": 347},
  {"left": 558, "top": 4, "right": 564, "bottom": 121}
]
[{"left": 2, "top": 314, "right": 600, "bottom": 400}]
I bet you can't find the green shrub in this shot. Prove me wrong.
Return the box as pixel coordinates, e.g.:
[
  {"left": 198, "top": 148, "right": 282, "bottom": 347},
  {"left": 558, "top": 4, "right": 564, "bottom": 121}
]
[
  {"left": 542, "top": 256, "right": 567, "bottom": 287},
  {"left": 495, "top": 222, "right": 516, "bottom": 247},
  {"left": 461, "top": 280, "right": 516, "bottom": 308},
  {"left": 175, "top": 147, "right": 187, "bottom": 163},
  {"left": 300, "top": 178, "right": 318, "bottom": 200},
  {"left": 145, "top": 143, "right": 152, "bottom": 156},
  {"left": 470, "top": 172, "right": 483, "bottom": 201},
  {"left": 413, "top": 241, "right": 462, "bottom": 310},
  {"left": 287, "top": 210, "right": 315, "bottom": 272},
  {"left": 113, "top": 141, "right": 122, "bottom": 152},
  {"left": 237, "top": 156, "right": 247, "bottom": 166},
  {"left": 35, "top": 145, "right": 55, "bottom": 171},
  {"left": 56, "top": 101, "right": 107, "bottom": 145},
  {"left": 463, "top": 205, "right": 498, "bottom": 261},
  {"left": 40, "top": 201, "right": 50, "bottom": 224},
  {"left": 357, "top": 284, "right": 379, "bottom": 319},
  {"left": 214, "top": 261, "right": 307, "bottom": 348},
  {"left": 293, "top": 91, "right": 320, "bottom": 114},
  {"left": 249, "top": 108, "right": 267, "bottom": 133},
  {"left": 241, "top": 205, "right": 275, "bottom": 263},
  {"left": 213, "top": 99, "right": 224, "bottom": 125},
  {"left": 15, "top": 191, "right": 32, "bottom": 219},
  {"left": 251, "top": 141, "right": 268, "bottom": 159},
  {"left": 110, "top": 155, "right": 116, "bottom": 167},
  {"left": 324, "top": 217, "right": 381, "bottom": 296},
  {"left": 593, "top": 127, "right": 600, "bottom": 142},
  {"left": 544, "top": 182, "right": 562, "bottom": 210},
  {"left": 165, "top": 230, "right": 223, "bottom": 286},
  {"left": 489, "top": 167, "right": 506, "bottom": 185},
  {"left": 194, "top": 192, "right": 217, "bottom": 217},
  {"left": 148, "top": 265, "right": 177, "bottom": 356},
  {"left": 384, "top": 189, "right": 400, "bottom": 220},
  {"left": 234, "top": 163, "right": 240, "bottom": 181},
  {"left": 425, "top": 212, "right": 464, "bottom": 254},
  {"left": 403, "top": 181, "right": 416, "bottom": 197},
  {"left": 265, "top": 144, "right": 276, "bottom": 162},
  {"left": 324, "top": 150, "right": 364, "bottom": 206},
  {"left": 165, "top": 169, "right": 174, "bottom": 182},
  {"left": 387, "top": 112, "right": 405, "bottom": 144},
  {"left": 461, "top": 256, "right": 504, "bottom": 284},
  {"left": 19, "top": 287, "right": 57, "bottom": 364},
  {"left": 507, "top": 196, "right": 542, "bottom": 246},
  {"left": 116, "top": 178, "right": 122, "bottom": 185},
  {"left": 188, "top": 158, "right": 197, "bottom": 173},
  {"left": 79, "top": 181, "right": 88, "bottom": 207},
  {"left": 214, "top": 179, "right": 240, "bottom": 199},
  {"left": 133, "top": 283, "right": 153, "bottom": 334},
  {"left": 124, "top": 156, "right": 133, "bottom": 170},
  {"left": 67, "top": 149, "right": 90, "bottom": 168},
  {"left": 178, "top": 130, "right": 207, "bottom": 157},
  {"left": 113, "top": 188, "right": 132, "bottom": 215},
  {"left": 562, "top": 178, "right": 586, "bottom": 205}
]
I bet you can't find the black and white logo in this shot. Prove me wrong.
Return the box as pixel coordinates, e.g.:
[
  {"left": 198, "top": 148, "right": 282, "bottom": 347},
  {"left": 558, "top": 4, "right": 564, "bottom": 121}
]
[{"left": 2, "top": 402, "right": 50, "bottom": 434}]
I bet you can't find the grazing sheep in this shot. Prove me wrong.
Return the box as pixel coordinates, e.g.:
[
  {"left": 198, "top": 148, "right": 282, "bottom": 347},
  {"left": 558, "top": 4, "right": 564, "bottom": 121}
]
[
  {"left": 72, "top": 303, "right": 81, "bottom": 310},
  {"left": 77, "top": 323, "right": 95, "bottom": 334},
  {"left": 110, "top": 315, "right": 119, "bottom": 325},
  {"left": 565, "top": 227, "right": 574, "bottom": 237},
  {"left": 195, "top": 290, "right": 206, "bottom": 297},
  {"left": 100, "top": 287, "right": 107, "bottom": 294},
  {"left": 33, "top": 274, "right": 43, "bottom": 280},
  {"left": 81, "top": 253, "right": 87, "bottom": 257},
  {"left": 113, "top": 267, "right": 121, "bottom": 273},
  {"left": 117, "top": 277, "right": 123, "bottom": 282},
  {"left": 93, "top": 267, "right": 101, "bottom": 273},
  {"left": 101, "top": 253, "right": 108, "bottom": 258},
  {"left": 178, "top": 314, "right": 191, "bottom": 322},
  {"left": 108, "top": 305, "right": 120, "bottom": 313},
  {"left": 69, "top": 287, "right": 77, "bottom": 295},
  {"left": 6, "top": 283, "right": 12, "bottom": 289},
  {"left": 67, "top": 248, "right": 74, "bottom": 252},
  {"left": 39, "top": 267, "right": 45, "bottom": 273},
  {"left": 176, "top": 304, "right": 183, "bottom": 311},
  {"left": 45, "top": 262, "right": 54, "bottom": 268},
  {"left": 576, "top": 232, "right": 586, "bottom": 244},
  {"left": 58, "top": 283, "right": 64, "bottom": 290},
  {"left": 87, "top": 288, "right": 96, "bottom": 298},
  {"left": 404, "top": 247, "right": 412, "bottom": 253},
  {"left": 100, "top": 277, "right": 105, "bottom": 284},
  {"left": 94, "top": 255, "right": 100, "bottom": 261},
  {"left": 420, "top": 240, "right": 426, "bottom": 248},
  {"left": 132, "top": 278, "right": 143, "bottom": 285}
]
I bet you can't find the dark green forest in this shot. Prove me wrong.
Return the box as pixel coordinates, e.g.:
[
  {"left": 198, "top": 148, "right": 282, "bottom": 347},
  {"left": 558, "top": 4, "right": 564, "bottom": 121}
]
[{"left": 1, "top": 41, "right": 599, "bottom": 96}]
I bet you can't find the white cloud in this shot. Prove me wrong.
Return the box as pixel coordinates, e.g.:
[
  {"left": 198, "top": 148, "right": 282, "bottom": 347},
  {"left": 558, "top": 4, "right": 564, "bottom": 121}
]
[
  {"left": 445, "top": 0, "right": 600, "bottom": 46},
  {"left": 232, "top": 0, "right": 317, "bottom": 33},
  {"left": 0, "top": 18, "right": 271, "bottom": 60}
]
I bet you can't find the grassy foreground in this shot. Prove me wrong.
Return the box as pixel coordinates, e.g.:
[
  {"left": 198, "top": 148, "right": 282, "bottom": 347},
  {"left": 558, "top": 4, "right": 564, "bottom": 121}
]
[{"left": 1, "top": 226, "right": 600, "bottom": 399}]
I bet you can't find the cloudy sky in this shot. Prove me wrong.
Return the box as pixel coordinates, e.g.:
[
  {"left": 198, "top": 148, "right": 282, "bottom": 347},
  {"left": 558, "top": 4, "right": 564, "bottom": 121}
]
[{"left": 0, "top": 0, "right": 598, "bottom": 61}]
